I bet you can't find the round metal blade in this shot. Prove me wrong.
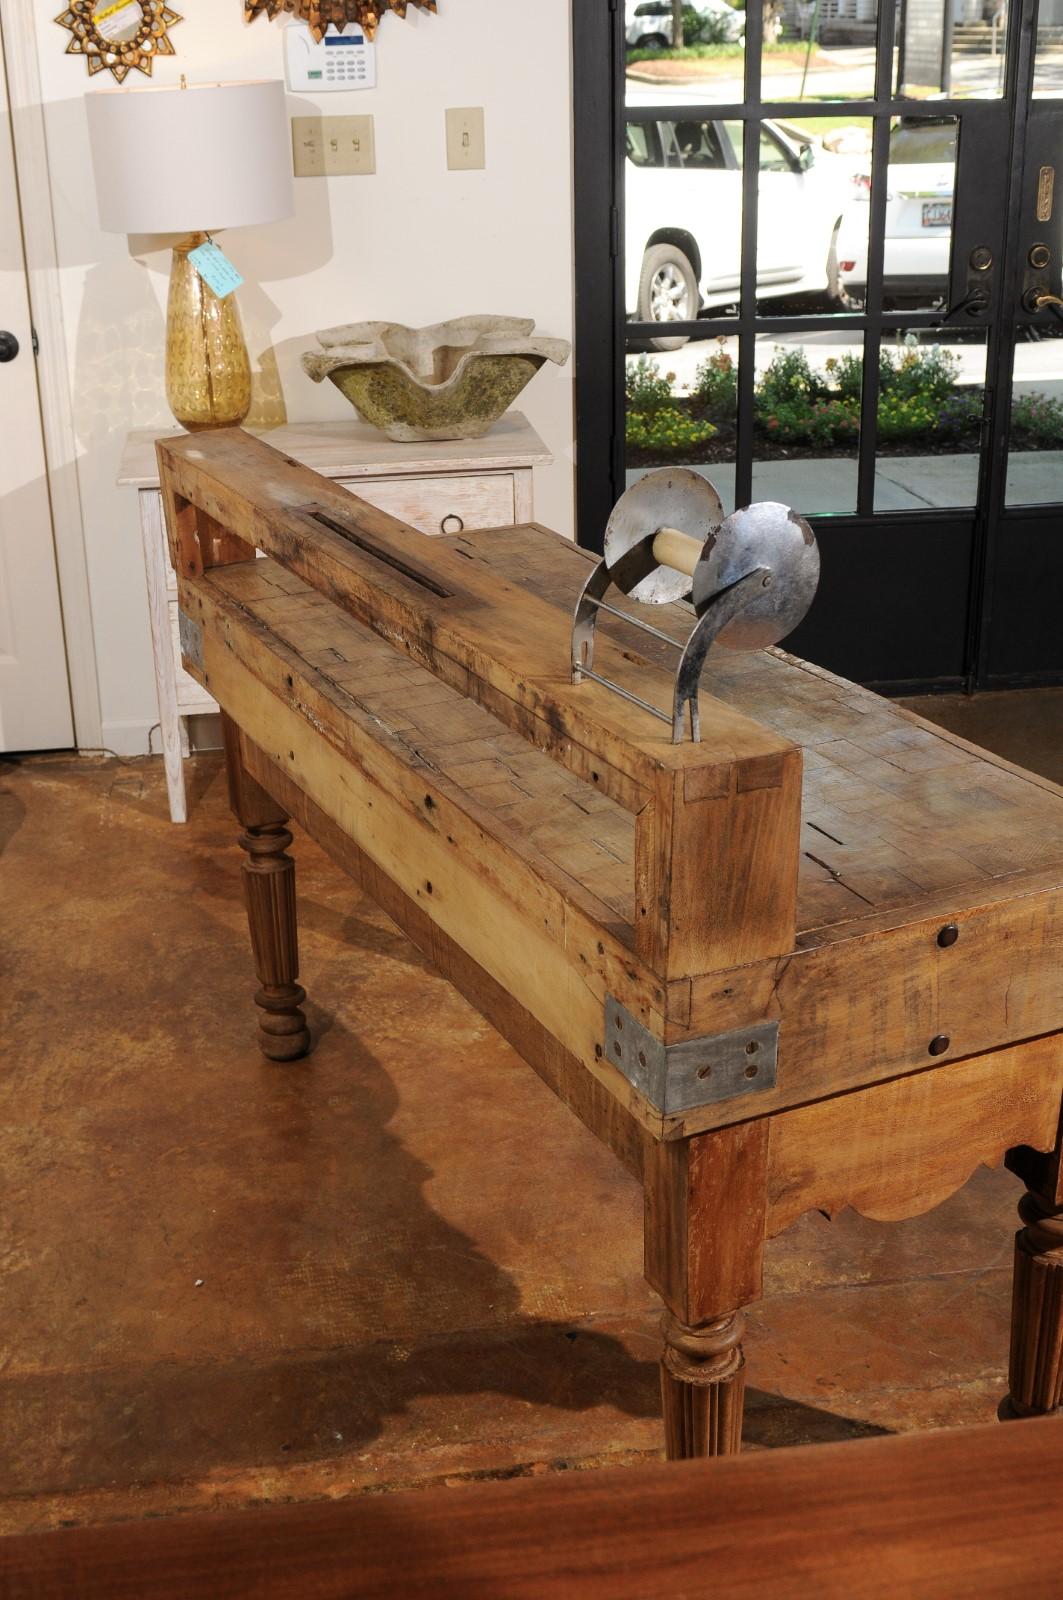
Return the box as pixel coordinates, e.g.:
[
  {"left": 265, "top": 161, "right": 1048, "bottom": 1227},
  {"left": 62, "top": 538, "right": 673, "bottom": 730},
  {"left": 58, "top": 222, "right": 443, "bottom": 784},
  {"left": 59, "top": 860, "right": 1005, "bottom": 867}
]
[
  {"left": 690, "top": 502, "right": 819, "bottom": 650},
  {"left": 603, "top": 467, "right": 724, "bottom": 605}
]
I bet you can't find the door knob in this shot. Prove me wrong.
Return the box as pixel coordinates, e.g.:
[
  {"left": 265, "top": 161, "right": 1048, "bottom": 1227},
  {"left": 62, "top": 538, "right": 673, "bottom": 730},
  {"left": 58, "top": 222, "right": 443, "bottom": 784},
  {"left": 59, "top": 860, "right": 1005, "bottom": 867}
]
[
  {"left": 1024, "top": 288, "right": 1063, "bottom": 313},
  {"left": 0, "top": 331, "right": 19, "bottom": 363}
]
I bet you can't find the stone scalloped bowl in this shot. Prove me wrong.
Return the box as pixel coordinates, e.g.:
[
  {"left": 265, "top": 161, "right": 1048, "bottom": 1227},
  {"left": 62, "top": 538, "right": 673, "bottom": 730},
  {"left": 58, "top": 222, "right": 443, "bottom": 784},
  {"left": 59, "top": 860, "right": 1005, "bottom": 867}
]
[{"left": 301, "top": 315, "right": 570, "bottom": 442}]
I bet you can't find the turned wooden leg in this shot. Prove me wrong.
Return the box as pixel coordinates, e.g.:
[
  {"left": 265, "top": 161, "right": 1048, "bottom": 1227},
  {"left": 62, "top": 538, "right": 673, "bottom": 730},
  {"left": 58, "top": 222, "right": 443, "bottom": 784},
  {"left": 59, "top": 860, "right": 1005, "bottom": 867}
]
[
  {"left": 645, "top": 1122, "right": 767, "bottom": 1459},
  {"left": 222, "top": 712, "right": 310, "bottom": 1063},
  {"left": 1005, "top": 1193, "right": 1063, "bottom": 1419},
  {"left": 238, "top": 819, "right": 310, "bottom": 1062},
  {"left": 660, "top": 1308, "right": 746, "bottom": 1458}
]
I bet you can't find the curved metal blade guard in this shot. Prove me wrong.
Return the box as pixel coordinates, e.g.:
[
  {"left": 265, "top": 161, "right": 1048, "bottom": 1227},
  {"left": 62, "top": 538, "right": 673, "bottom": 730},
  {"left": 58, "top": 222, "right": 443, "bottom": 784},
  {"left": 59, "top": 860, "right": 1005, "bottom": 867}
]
[{"left": 571, "top": 468, "right": 819, "bottom": 743}]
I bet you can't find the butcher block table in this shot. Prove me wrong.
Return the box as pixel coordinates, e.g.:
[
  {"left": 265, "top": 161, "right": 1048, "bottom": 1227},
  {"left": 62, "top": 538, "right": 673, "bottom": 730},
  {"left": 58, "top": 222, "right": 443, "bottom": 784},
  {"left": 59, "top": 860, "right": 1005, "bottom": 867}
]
[{"left": 159, "top": 428, "right": 1063, "bottom": 1458}]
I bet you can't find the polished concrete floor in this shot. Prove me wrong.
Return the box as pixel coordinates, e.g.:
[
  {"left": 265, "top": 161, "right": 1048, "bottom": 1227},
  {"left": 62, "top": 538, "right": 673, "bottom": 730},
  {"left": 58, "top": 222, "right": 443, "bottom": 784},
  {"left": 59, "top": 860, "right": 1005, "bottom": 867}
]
[{"left": 1, "top": 687, "right": 1058, "bottom": 1533}]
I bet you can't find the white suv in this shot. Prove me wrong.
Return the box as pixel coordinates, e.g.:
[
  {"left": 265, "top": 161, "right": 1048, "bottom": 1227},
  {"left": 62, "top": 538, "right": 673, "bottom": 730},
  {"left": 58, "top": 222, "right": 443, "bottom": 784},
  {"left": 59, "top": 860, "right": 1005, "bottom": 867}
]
[
  {"left": 625, "top": 0, "right": 745, "bottom": 49},
  {"left": 625, "top": 117, "right": 849, "bottom": 347}
]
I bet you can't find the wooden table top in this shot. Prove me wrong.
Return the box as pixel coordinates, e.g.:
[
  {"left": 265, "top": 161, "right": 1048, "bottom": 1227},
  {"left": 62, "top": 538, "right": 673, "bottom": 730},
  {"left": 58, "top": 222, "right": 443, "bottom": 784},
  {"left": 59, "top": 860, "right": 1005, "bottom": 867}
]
[
  {"left": 4, "top": 1415, "right": 1061, "bottom": 1597},
  {"left": 211, "top": 523, "right": 1063, "bottom": 947},
  {"left": 116, "top": 413, "right": 551, "bottom": 490}
]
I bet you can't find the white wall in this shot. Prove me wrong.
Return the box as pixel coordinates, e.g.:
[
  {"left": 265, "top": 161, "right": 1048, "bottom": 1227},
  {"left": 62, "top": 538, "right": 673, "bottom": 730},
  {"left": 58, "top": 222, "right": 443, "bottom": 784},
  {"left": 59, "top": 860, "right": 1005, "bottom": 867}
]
[{"left": 27, "top": 0, "right": 575, "bottom": 753}]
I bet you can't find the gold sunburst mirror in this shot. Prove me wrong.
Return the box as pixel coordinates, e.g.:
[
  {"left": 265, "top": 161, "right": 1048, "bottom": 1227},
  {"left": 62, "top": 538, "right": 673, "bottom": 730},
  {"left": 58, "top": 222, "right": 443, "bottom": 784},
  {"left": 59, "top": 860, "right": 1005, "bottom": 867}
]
[
  {"left": 55, "top": 0, "right": 182, "bottom": 82},
  {"left": 245, "top": 0, "right": 436, "bottom": 42}
]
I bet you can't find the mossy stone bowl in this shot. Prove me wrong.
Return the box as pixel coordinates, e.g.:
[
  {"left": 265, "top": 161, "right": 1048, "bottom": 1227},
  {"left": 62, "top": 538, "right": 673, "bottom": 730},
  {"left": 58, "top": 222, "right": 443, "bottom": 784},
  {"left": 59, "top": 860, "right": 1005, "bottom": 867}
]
[{"left": 301, "top": 316, "right": 570, "bottom": 443}]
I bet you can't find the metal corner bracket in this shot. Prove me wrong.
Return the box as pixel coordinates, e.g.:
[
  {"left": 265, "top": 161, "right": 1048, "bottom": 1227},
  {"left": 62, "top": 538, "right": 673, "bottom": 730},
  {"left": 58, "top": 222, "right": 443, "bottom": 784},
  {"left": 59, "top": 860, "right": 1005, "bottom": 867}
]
[
  {"left": 178, "top": 609, "right": 203, "bottom": 673},
  {"left": 603, "top": 997, "right": 778, "bottom": 1115}
]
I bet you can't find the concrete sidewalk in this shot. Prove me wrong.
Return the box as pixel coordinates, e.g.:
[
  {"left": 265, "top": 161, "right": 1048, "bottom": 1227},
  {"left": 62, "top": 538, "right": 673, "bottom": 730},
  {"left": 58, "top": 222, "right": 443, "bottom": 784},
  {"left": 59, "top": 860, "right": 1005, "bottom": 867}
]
[{"left": 627, "top": 451, "right": 1063, "bottom": 514}]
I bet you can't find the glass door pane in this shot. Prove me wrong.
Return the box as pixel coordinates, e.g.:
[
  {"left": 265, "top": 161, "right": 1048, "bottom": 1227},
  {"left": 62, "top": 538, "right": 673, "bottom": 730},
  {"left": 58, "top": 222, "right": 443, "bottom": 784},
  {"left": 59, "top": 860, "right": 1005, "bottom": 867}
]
[
  {"left": 1006, "top": 327, "right": 1063, "bottom": 504},
  {"left": 624, "top": 2, "right": 745, "bottom": 105},
  {"left": 873, "top": 331, "right": 988, "bottom": 509},
  {"left": 624, "top": 344, "right": 740, "bottom": 509},
  {"left": 762, "top": 0, "right": 880, "bottom": 102}
]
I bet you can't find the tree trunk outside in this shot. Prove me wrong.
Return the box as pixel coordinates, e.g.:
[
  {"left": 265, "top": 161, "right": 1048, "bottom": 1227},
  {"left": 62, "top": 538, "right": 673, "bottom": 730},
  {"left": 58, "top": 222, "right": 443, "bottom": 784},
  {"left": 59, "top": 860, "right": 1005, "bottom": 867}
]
[{"left": 672, "top": 0, "right": 685, "bottom": 48}]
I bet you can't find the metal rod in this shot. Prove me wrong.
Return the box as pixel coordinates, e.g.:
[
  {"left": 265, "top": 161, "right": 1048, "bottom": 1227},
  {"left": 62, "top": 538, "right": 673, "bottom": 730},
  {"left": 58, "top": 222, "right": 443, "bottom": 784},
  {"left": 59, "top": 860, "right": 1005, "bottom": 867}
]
[
  {"left": 578, "top": 668, "right": 673, "bottom": 726},
  {"left": 583, "top": 596, "right": 686, "bottom": 648}
]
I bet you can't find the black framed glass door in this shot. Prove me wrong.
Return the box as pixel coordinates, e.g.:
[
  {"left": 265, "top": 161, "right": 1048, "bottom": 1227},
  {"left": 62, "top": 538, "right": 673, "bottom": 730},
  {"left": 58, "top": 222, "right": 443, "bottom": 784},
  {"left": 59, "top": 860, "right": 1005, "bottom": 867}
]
[{"left": 574, "top": 0, "right": 1063, "bottom": 692}]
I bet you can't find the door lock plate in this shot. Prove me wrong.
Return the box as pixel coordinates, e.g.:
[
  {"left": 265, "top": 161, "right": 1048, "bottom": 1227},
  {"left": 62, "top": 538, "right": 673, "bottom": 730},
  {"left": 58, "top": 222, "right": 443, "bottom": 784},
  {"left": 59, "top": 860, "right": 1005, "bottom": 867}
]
[{"left": 1037, "top": 165, "right": 1055, "bottom": 223}]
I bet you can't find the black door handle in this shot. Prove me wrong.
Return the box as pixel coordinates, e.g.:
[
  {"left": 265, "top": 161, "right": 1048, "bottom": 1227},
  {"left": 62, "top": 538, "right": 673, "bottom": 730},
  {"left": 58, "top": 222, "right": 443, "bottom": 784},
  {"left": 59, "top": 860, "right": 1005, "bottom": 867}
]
[{"left": 0, "top": 332, "right": 19, "bottom": 363}]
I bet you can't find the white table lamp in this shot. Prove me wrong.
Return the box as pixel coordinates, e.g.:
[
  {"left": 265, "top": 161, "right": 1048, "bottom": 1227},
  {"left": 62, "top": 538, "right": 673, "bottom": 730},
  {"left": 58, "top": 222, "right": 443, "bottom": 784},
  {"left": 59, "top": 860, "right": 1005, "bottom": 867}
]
[{"left": 87, "top": 79, "right": 294, "bottom": 429}]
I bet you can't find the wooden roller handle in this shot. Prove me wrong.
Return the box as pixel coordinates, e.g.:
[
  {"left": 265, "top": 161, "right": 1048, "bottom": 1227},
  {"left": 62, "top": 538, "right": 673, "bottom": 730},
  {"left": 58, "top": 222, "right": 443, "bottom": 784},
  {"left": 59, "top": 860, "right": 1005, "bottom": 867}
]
[{"left": 651, "top": 525, "right": 703, "bottom": 579}]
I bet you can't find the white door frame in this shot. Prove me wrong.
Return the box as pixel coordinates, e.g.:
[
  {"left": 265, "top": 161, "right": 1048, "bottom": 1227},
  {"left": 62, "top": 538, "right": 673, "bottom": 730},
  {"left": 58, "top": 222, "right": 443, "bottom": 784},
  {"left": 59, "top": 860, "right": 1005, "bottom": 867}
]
[{"left": 1, "top": 0, "right": 102, "bottom": 750}]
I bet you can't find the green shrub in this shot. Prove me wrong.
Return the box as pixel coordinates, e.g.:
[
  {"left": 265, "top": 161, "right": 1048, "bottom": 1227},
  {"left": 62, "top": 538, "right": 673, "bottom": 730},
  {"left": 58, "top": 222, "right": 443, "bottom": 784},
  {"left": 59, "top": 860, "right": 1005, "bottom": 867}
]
[
  {"left": 625, "top": 339, "right": 1063, "bottom": 457},
  {"left": 882, "top": 342, "right": 957, "bottom": 405},
  {"left": 756, "top": 348, "right": 827, "bottom": 412},
  {"left": 691, "top": 5, "right": 737, "bottom": 43},
  {"left": 760, "top": 396, "right": 858, "bottom": 447},
  {"left": 877, "top": 393, "right": 942, "bottom": 441},
  {"left": 625, "top": 355, "right": 674, "bottom": 412},
  {"left": 827, "top": 351, "right": 863, "bottom": 404},
  {"left": 626, "top": 407, "right": 716, "bottom": 451},
  {"left": 692, "top": 346, "right": 737, "bottom": 420},
  {"left": 1011, "top": 391, "right": 1063, "bottom": 446}
]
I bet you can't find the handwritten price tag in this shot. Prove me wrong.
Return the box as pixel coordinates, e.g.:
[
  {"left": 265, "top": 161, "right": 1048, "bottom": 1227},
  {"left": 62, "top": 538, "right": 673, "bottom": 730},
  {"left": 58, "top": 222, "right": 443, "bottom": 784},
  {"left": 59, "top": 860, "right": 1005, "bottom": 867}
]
[
  {"left": 188, "top": 240, "right": 244, "bottom": 300},
  {"left": 92, "top": 1, "right": 143, "bottom": 41}
]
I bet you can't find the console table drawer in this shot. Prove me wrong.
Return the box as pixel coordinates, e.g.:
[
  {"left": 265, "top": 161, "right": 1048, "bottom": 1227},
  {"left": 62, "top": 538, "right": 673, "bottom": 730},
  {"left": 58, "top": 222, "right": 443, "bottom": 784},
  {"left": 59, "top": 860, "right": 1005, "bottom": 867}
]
[{"left": 337, "top": 473, "right": 514, "bottom": 536}]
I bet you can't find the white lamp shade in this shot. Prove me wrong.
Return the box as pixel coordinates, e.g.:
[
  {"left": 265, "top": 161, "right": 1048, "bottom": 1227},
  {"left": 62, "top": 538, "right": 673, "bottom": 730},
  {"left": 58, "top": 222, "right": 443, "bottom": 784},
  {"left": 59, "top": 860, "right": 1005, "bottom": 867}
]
[{"left": 87, "top": 79, "right": 294, "bottom": 235}]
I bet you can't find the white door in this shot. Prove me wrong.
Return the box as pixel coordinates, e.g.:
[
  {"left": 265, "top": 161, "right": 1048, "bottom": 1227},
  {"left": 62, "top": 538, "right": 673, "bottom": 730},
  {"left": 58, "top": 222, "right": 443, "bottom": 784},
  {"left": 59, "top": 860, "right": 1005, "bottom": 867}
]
[{"left": 0, "top": 22, "right": 73, "bottom": 752}]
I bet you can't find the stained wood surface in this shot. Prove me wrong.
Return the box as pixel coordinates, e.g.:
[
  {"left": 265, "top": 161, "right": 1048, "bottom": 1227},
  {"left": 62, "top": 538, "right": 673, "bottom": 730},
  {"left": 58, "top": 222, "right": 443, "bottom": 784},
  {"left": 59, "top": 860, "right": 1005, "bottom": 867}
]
[
  {"left": 190, "top": 553, "right": 1063, "bottom": 1137},
  {"left": 161, "top": 430, "right": 1063, "bottom": 1136},
  {"left": 182, "top": 573, "right": 669, "bottom": 1138},
  {"left": 4, "top": 1417, "right": 1063, "bottom": 1597},
  {"left": 645, "top": 1122, "right": 768, "bottom": 1323},
  {"left": 240, "top": 732, "right": 652, "bottom": 1179},
  {"left": 156, "top": 431, "right": 796, "bottom": 799},
  {"left": 767, "top": 1036, "right": 1063, "bottom": 1235},
  {"left": 180, "top": 490, "right": 1063, "bottom": 945},
  {"left": 468, "top": 525, "right": 1063, "bottom": 936}
]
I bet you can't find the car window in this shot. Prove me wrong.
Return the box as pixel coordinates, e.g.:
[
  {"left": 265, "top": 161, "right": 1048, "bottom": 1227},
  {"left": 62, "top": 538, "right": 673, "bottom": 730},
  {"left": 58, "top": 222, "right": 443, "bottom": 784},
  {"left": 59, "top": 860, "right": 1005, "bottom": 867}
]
[
  {"left": 723, "top": 120, "right": 798, "bottom": 174},
  {"left": 660, "top": 119, "right": 727, "bottom": 170},
  {"left": 626, "top": 123, "right": 656, "bottom": 167}
]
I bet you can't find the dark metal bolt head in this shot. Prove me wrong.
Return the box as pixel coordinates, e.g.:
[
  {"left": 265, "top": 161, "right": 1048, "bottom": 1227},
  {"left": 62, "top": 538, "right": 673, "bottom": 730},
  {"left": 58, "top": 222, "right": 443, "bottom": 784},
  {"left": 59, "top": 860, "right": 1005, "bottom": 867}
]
[
  {"left": 1029, "top": 243, "right": 1051, "bottom": 269},
  {"left": 937, "top": 923, "right": 959, "bottom": 948},
  {"left": 970, "top": 245, "right": 993, "bottom": 271},
  {"left": 928, "top": 1034, "right": 950, "bottom": 1056}
]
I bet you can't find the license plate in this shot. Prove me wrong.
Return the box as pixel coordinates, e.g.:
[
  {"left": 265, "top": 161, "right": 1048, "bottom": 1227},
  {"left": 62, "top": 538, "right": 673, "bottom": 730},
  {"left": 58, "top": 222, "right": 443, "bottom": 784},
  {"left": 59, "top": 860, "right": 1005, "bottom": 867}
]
[{"left": 922, "top": 201, "right": 952, "bottom": 228}]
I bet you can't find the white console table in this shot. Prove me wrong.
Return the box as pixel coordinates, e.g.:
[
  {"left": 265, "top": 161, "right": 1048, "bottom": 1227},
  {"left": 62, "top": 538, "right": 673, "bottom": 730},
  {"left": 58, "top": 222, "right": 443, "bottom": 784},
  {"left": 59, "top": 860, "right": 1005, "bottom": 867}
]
[{"left": 118, "top": 414, "right": 551, "bottom": 823}]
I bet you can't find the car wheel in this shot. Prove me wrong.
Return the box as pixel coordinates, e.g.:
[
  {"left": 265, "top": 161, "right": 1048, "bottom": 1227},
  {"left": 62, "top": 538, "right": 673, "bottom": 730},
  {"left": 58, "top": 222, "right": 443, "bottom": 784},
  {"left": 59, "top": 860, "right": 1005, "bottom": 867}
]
[
  {"left": 638, "top": 244, "right": 698, "bottom": 351},
  {"left": 639, "top": 32, "right": 669, "bottom": 48}
]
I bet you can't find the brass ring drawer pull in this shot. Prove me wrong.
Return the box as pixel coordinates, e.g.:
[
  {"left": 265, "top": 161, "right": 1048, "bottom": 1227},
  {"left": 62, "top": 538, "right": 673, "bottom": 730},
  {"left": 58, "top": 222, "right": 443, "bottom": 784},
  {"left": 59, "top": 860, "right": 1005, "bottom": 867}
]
[{"left": 440, "top": 513, "right": 464, "bottom": 535}]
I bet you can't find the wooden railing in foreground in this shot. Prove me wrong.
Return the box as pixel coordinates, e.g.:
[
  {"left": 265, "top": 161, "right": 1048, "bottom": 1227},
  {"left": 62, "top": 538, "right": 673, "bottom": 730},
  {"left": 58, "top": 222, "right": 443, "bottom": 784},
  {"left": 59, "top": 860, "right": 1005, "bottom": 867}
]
[{"left": 2, "top": 1415, "right": 1061, "bottom": 1598}]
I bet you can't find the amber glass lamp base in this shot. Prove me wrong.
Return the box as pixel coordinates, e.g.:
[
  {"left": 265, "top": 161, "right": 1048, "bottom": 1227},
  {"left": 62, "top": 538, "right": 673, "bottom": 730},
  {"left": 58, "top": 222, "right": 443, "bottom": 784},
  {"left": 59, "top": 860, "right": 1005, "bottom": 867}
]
[{"left": 165, "top": 233, "right": 252, "bottom": 430}]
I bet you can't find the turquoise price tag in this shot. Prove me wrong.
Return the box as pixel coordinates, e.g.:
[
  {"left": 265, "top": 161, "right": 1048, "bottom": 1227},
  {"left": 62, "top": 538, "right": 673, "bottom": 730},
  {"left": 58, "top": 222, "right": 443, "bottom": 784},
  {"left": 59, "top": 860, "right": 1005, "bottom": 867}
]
[{"left": 188, "top": 240, "right": 244, "bottom": 300}]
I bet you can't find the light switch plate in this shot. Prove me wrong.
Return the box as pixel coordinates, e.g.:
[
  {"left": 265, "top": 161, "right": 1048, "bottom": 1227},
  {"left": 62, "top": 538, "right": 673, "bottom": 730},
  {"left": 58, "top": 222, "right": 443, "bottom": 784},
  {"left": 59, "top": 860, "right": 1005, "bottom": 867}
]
[
  {"left": 322, "top": 114, "right": 375, "bottom": 174},
  {"left": 292, "top": 115, "right": 325, "bottom": 177},
  {"left": 292, "top": 114, "right": 375, "bottom": 177},
  {"left": 446, "top": 106, "right": 485, "bottom": 170}
]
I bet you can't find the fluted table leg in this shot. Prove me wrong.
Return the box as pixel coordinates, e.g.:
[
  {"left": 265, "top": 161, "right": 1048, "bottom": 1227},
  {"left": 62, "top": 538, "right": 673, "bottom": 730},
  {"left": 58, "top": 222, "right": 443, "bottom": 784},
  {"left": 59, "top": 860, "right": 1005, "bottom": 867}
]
[
  {"left": 238, "top": 820, "right": 310, "bottom": 1062},
  {"left": 661, "top": 1309, "right": 746, "bottom": 1458},
  {"left": 1005, "top": 1193, "right": 1063, "bottom": 1419}
]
